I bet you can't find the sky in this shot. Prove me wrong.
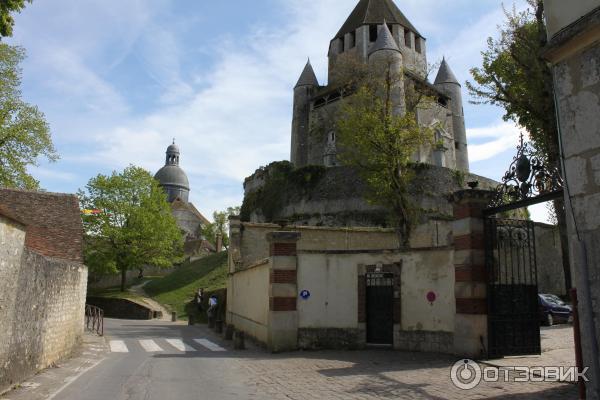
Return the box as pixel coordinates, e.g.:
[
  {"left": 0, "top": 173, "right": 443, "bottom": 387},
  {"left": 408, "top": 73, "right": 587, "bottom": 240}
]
[{"left": 8, "top": 0, "right": 551, "bottom": 222}]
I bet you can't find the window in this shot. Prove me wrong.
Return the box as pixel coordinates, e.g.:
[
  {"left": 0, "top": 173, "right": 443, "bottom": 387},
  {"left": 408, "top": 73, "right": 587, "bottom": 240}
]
[
  {"left": 415, "top": 36, "right": 422, "bottom": 54},
  {"left": 455, "top": 141, "right": 460, "bottom": 150},
  {"left": 369, "top": 25, "right": 378, "bottom": 42},
  {"left": 437, "top": 97, "right": 448, "bottom": 107},
  {"left": 330, "top": 131, "right": 336, "bottom": 142}
]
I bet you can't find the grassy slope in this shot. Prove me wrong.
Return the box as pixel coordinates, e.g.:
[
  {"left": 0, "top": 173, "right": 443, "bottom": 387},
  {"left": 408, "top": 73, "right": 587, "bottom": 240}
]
[{"left": 144, "top": 252, "right": 228, "bottom": 319}]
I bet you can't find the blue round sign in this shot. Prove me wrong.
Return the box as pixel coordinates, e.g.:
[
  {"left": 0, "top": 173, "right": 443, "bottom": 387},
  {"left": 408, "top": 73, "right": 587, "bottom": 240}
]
[{"left": 300, "top": 290, "right": 311, "bottom": 300}]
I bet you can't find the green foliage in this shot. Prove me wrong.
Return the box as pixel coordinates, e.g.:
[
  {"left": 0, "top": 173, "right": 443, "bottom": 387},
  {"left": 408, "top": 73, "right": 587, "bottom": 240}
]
[
  {"left": 0, "top": 43, "right": 57, "bottom": 189},
  {"left": 144, "top": 252, "right": 228, "bottom": 319},
  {"left": 467, "top": 0, "right": 557, "bottom": 165},
  {"left": 0, "top": 0, "right": 32, "bottom": 38},
  {"left": 201, "top": 206, "right": 240, "bottom": 250},
  {"left": 452, "top": 170, "right": 466, "bottom": 187},
  {"left": 335, "top": 55, "right": 435, "bottom": 247},
  {"left": 79, "top": 165, "right": 184, "bottom": 291},
  {"left": 240, "top": 161, "right": 326, "bottom": 221}
]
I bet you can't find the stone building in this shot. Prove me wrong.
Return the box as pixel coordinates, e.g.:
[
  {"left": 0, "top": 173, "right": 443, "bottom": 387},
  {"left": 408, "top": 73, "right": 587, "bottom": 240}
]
[
  {"left": 543, "top": 0, "right": 600, "bottom": 397},
  {"left": 290, "top": 0, "right": 469, "bottom": 171},
  {"left": 0, "top": 188, "right": 88, "bottom": 393},
  {"left": 154, "top": 141, "right": 215, "bottom": 256},
  {"left": 228, "top": 0, "right": 567, "bottom": 356}
]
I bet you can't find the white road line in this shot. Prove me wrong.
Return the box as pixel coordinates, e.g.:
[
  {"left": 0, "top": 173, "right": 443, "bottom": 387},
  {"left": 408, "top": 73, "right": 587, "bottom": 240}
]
[
  {"left": 46, "top": 357, "right": 105, "bottom": 400},
  {"left": 193, "top": 339, "right": 226, "bottom": 352},
  {"left": 139, "top": 339, "right": 163, "bottom": 352},
  {"left": 165, "top": 339, "right": 197, "bottom": 352},
  {"left": 109, "top": 340, "right": 128, "bottom": 353}
]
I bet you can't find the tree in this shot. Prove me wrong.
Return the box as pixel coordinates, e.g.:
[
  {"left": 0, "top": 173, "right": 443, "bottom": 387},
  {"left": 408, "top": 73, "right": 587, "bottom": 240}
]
[
  {"left": 0, "top": 43, "right": 57, "bottom": 189},
  {"left": 335, "top": 55, "right": 436, "bottom": 247},
  {"left": 79, "top": 165, "right": 184, "bottom": 291},
  {"left": 201, "top": 206, "right": 240, "bottom": 251},
  {"left": 467, "top": 0, "right": 572, "bottom": 291},
  {"left": 0, "top": 0, "right": 32, "bottom": 38}
]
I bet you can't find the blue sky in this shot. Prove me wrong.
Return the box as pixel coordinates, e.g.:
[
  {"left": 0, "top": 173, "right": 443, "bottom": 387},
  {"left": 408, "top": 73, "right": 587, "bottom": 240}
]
[{"left": 9, "top": 0, "right": 549, "bottom": 221}]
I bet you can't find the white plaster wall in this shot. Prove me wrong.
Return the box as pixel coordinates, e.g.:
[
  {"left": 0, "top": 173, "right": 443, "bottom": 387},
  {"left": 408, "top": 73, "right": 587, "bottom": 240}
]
[
  {"left": 401, "top": 250, "right": 455, "bottom": 332},
  {"left": 228, "top": 261, "right": 270, "bottom": 343},
  {"left": 545, "top": 0, "right": 599, "bottom": 38},
  {"left": 297, "top": 250, "right": 455, "bottom": 333}
]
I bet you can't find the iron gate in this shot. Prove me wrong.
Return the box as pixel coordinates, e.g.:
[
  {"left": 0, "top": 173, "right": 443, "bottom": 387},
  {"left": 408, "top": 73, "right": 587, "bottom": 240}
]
[
  {"left": 366, "top": 272, "right": 394, "bottom": 345},
  {"left": 485, "top": 218, "right": 541, "bottom": 358}
]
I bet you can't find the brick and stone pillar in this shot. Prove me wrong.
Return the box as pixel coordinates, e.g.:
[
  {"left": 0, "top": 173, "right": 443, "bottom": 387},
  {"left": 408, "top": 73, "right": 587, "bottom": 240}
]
[
  {"left": 452, "top": 190, "right": 493, "bottom": 358},
  {"left": 267, "top": 231, "right": 300, "bottom": 352}
]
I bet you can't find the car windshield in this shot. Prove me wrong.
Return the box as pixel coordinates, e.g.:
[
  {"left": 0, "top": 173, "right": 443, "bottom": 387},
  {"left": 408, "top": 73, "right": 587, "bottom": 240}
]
[{"left": 541, "top": 294, "right": 566, "bottom": 306}]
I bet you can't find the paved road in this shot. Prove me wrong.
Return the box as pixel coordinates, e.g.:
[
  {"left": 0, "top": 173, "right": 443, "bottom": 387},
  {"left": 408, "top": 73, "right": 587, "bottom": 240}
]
[
  {"left": 3, "top": 319, "right": 577, "bottom": 400},
  {"left": 52, "top": 319, "right": 257, "bottom": 400}
]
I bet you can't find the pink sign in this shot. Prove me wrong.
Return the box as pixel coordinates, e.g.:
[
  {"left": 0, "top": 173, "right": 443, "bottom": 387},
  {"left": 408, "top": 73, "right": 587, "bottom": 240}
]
[{"left": 427, "top": 291, "right": 437, "bottom": 303}]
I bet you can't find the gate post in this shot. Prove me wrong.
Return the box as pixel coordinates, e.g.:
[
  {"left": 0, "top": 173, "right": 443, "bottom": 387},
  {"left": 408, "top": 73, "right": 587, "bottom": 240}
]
[
  {"left": 266, "top": 231, "right": 300, "bottom": 352},
  {"left": 452, "top": 189, "right": 494, "bottom": 359}
]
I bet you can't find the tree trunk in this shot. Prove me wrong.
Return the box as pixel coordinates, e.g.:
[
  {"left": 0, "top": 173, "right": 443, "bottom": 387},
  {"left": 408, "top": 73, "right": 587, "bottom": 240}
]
[
  {"left": 554, "top": 198, "right": 572, "bottom": 294},
  {"left": 120, "top": 267, "right": 127, "bottom": 292}
]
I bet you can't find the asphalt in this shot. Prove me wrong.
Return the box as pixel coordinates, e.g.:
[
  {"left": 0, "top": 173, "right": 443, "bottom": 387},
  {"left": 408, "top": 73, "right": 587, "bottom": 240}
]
[{"left": 2, "top": 319, "right": 261, "bottom": 400}]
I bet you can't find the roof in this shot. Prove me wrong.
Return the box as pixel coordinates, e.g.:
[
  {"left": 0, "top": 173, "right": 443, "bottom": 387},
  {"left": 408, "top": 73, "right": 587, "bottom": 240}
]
[
  {"left": 295, "top": 60, "right": 319, "bottom": 88},
  {"left": 0, "top": 188, "right": 84, "bottom": 262},
  {"left": 369, "top": 22, "right": 400, "bottom": 55},
  {"left": 334, "top": 0, "right": 421, "bottom": 40},
  {"left": 154, "top": 165, "right": 190, "bottom": 190},
  {"left": 184, "top": 239, "right": 216, "bottom": 255},
  {"left": 171, "top": 198, "right": 210, "bottom": 226},
  {"left": 434, "top": 58, "right": 459, "bottom": 85}
]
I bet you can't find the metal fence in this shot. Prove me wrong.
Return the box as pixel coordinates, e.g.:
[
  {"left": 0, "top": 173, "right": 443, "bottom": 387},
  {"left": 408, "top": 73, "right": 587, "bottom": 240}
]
[{"left": 85, "top": 304, "right": 104, "bottom": 336}]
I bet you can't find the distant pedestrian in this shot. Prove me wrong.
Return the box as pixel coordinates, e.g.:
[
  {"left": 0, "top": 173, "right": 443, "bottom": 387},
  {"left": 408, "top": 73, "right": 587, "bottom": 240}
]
[
  {"left": 207, "top": 295, "right": 218, "bottom": 320},
  {"left": 196, "top": 288, "right": 204, "bottom": 312}
]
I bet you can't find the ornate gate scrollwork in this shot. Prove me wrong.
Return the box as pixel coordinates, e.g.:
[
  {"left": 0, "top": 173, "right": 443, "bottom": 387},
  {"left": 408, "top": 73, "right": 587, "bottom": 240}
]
[{"left": 488, "top": 134, "right": 563, "bottom": 209}]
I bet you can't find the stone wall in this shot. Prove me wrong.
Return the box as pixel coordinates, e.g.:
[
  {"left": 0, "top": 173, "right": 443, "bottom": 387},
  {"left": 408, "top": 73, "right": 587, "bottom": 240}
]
[
  {"left": 0, "top": 216, "right": 87, "bottom": 393},
  {"left": 85, "top": 297, "right": 154, "bottom": 320},
  {"left": 242, "top": 163, "right": 498, "bottom": 228},
  {"left": 545, "top": 4, "right": 600, "bottom": 397}
]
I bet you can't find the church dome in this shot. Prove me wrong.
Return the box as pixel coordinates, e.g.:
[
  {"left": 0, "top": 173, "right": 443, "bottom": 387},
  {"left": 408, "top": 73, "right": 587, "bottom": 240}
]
[
  {"left": 155, "top": 140, "right": 190, "bottom": 202},
  {"left": 154, "top": 165, "right": 189, "bottom": 190}
]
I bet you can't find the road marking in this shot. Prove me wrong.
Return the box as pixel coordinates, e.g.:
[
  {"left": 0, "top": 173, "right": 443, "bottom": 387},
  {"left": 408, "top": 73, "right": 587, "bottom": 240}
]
[
  {"left": 194, "top": 339, "right": 226, "bottom": 352},
  {"left": 109, "top": 340, "right": 128, "bottom": 353},
  {"left": 165, "top": 339, "right": 197, "bottom": 352},
  {"left": 46, "top": 357, "right": 105, "bottom": 400},
  {"left": 139, "top": 339, "right": 163, "bottom": 352}
]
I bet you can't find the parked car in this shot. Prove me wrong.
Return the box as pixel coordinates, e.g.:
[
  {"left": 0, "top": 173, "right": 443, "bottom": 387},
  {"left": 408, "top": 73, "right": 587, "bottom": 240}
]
[{"left": 538, "top": 294, "right": 573, "bottom": 326}]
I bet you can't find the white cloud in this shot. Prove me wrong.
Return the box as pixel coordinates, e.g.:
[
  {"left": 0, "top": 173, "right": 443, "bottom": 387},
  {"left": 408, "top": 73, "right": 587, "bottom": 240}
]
[{"left": 467, "top": 122, "right": 524, "bottom": 162}]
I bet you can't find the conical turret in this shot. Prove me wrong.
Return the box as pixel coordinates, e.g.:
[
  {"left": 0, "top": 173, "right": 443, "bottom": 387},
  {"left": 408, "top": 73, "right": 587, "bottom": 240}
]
[
  {"left": 369, "top": 22, "right": 400, "bottom": 56},
  {"left": 434, "top": 58, "right": 469, "bottom": 172},
  {"left": 295, "top": 60, "right": 319, "bottom": 88},
  {"left": 434, "top": 58, "right": 459, "bottom": 85}
]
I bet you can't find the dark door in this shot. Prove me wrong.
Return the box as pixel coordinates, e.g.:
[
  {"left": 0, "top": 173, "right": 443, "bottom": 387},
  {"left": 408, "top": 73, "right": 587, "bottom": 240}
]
[
  {"left": 485, "top": 218, "right": 541, "bottom": 358},
  {"left": 366, "top": 272, "right": 394, "bottom": 344}
]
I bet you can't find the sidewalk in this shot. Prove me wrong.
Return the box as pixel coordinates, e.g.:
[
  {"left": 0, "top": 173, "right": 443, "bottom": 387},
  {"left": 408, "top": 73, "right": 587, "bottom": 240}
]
[{"left": 0, "top": 333, "right": 107, "bottom": 400}]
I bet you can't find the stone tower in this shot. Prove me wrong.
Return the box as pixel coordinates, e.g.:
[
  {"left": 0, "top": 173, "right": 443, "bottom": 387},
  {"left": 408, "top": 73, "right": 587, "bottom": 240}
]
[
  {"left": 154, "top": 141, "right": 190, "bottom": 203},
  {"left": 434, "top": 58, "right": 469, "bottom": 172},
  {"left": 289, "top": 0, "right": 470, "bottom": 172},
  {"left": 290, "top": 60, "right": 319, "bottom": 167}
]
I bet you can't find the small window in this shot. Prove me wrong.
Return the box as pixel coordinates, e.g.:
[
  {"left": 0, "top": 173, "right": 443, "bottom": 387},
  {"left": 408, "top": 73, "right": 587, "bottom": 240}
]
[
  {"left": 369, "top": 25, "right": 378, "bottom": 42},
  {"left": 438, "top": 97, "right": 448, "bottom": 107},
  {"left": 415, "top": 36, "right": 422, "bottom": 54},
  {"left": 455, "top": 141, "right": 460, "bottom": 150},
  {"left": 349, "top": 31, "right": 356, "bottom": 48},
  {"left": 330, "top": 131, "right": 336, "bottom": 142}
]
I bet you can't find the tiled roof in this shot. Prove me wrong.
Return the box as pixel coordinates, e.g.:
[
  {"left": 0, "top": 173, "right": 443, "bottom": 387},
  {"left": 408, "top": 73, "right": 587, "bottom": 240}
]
[
  {"left": 369, "top": 22, "right": 400, "bottom": 55},
  {"left": 0, "top": 188, "right": 83, "bottom": 262},
  {"left": 335, "top": 0, "right": 421, "bottom": 40}
]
